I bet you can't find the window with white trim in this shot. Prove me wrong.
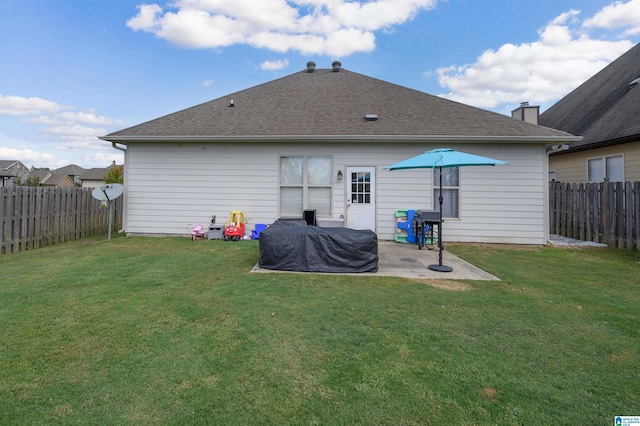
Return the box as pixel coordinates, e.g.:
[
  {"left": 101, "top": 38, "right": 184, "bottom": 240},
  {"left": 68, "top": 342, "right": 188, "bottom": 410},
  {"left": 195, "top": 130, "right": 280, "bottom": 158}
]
[
  {"left": 279, "top": 156, "right": 332, "bottom": 217},
  {"left": 588, "top": 154, "right": 623, "bottom": 182},
  {"left": 434, "top": 167, "right": 459, "bottom": 219}
]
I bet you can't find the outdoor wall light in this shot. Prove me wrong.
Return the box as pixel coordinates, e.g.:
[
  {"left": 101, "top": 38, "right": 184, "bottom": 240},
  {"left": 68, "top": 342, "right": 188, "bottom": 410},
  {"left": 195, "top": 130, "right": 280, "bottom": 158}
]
[{"left": 337, "top": 170, "right": 343, "bottom": 181}]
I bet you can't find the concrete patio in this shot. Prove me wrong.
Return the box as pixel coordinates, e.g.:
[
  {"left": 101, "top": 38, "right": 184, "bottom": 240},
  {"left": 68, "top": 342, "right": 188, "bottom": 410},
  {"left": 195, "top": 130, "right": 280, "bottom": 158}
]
[{"left": 252, "top": 240, "right": 499, "bottom": 281}]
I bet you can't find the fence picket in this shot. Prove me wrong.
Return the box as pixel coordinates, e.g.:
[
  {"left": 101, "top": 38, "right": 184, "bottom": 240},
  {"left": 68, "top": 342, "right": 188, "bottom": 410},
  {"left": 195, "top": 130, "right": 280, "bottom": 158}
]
[
  {"left": 0, "top": 187, "right": 122, "bottom": 255},
  {"left": 635, "top": 182, "right": 640, "bottom": 251},
  {"left": 549, "top": 181, "right": 639, "bottom": 250}
]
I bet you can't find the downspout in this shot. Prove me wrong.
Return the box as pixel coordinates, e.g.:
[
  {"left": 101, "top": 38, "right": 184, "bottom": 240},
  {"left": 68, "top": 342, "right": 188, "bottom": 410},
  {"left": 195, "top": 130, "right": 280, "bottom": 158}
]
[
  {"left": 112, "top": 142, "right": 127, "bottom": 153},
  {"left": 111, "top": 142, "right": 127, "bottom": 233}
]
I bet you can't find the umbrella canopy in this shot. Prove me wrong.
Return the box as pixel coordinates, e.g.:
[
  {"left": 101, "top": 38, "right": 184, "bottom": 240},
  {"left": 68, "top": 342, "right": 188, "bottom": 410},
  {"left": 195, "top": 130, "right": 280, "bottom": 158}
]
[
  {"left": 385, "top": 148, "right": 508, "bottom": 272},
  {"left": 385, "top": 148, "right": 509, "bottom": 170}
]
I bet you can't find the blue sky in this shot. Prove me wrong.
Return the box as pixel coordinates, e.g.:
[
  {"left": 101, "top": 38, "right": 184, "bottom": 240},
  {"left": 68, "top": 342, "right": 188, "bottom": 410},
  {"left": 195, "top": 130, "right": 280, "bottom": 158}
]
[{"left": 1, "top": 0, "right": 639, "bottom": 169}]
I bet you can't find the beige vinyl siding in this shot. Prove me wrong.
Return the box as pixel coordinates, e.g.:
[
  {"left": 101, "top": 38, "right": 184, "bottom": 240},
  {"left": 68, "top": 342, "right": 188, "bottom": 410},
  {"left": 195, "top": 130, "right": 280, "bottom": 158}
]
[
  {"left": 549, "top": 140, "right": 640, "bottom": 183},
  {"left": 122, "top": 141, "right": 548, "bottom": 244}
]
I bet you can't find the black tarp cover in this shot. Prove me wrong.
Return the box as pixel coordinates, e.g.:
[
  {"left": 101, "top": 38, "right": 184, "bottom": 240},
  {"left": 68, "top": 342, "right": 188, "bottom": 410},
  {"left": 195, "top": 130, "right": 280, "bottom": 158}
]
[{"left": 259, "top": 220, "right": 378, "bottom": 273}]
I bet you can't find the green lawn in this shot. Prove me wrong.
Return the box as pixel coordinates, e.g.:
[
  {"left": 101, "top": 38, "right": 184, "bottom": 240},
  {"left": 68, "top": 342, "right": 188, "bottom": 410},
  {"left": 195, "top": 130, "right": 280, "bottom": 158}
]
[{"left": 1, "top": 237, "right": 639, "bottom": 425}]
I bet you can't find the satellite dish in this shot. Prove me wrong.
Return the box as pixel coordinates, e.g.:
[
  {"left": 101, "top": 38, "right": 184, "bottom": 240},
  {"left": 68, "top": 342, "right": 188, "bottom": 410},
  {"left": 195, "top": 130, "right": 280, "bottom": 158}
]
[
  {"left": 91, "top": 184, "right": 124, "bottom": 240},
  {"left": 92, "top": 183, "right": 123, "bottom": 202}
]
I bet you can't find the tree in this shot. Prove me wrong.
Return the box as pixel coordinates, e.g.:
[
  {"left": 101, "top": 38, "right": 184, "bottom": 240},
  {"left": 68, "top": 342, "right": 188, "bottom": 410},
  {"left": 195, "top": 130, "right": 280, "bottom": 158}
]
[
  {"left": 103, "top": 162, "right": 123, "bottom": 184},
  {"left": 14, "top": 176, "right": 40, "bottom": 186}
]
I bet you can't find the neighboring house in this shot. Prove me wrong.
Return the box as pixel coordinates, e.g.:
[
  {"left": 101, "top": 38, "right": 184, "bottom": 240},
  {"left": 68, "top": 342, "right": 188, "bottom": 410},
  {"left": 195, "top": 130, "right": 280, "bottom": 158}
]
[
  {"left": 80, "top": 167, "right": 110, "bottom": 188},
  {"left": 540, "top": 43, "right": 640, "bottom": 183},
  {"left": 53, "top": 164, "right": 86, "bottom": 186},
  {"left": 37, "top": 172, "right": 75, "bottom": 188},
  {"left": 28, "top": 169, "right": 53, "bottom": 184},
  {"left": 0, "top": 160, "right": 30, "bottom": 187},
  {"left": 101, "top": 61, "right": 578, "bottom": 244}
]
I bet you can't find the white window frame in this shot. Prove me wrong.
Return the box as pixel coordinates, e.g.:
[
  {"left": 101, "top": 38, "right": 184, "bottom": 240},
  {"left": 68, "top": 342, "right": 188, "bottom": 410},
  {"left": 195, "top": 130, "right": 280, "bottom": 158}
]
[{"left": 279, "top": 155, "right": 333, "bottom": 218}]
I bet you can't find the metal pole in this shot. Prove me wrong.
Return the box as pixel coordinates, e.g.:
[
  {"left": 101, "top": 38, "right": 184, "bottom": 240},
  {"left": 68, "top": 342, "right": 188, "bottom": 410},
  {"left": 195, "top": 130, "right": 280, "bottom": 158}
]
[
  {"left": 429, "top": 165, "right": 452, "bottom": 272},
  {"left": 108, "top": 201, "right": 112, "bottom": 240}
]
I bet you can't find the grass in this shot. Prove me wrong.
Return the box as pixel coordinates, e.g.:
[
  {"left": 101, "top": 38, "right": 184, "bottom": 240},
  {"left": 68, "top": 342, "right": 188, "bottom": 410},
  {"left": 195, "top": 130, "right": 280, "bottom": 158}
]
[{"left": 1, "top": 236, "right": 639, "bottom": 425}]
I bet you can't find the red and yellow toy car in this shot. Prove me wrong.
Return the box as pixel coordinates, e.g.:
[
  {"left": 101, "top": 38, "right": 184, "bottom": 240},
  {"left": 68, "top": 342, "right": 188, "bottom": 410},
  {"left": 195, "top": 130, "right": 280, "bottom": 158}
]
[{"left": 224, "top": 210, "right": 246, "bottom": 241}]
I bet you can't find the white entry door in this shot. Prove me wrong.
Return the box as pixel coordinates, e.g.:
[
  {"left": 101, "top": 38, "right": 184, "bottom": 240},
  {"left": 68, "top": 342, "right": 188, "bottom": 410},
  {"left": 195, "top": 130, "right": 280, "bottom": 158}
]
[{"left": 346, "top": 167, "right": 376, "bottom": 231}]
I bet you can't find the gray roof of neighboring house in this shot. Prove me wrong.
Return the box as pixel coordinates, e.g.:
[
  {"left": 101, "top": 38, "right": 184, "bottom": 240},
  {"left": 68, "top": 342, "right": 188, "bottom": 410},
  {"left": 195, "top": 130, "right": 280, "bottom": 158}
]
[
  {"left": 54, "top": 164, "right": 86, "bottom": 176},
  {"left": 81, "top": 167, "right": 109, "bottom": 181},
  {"left": 103, "top": 65, "right": 575, "bottom": 143},
  {"left": 540, "top": 43, "right": 640, "bottom": 151},
  {"left": 0, "top": 160, "right": 20, "bottom": 170},
  {"left": 40, "top": 172, "right": 74, "bottom": 186},
  {"left": 29, "top": 170, "right": 51, "bottom": 180}
]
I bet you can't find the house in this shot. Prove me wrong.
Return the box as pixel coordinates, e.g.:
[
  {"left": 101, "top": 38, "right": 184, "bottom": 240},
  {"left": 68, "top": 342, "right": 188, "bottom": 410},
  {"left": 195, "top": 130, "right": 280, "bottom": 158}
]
[
  {"left": 540, "top": 43, "right": 640, "bottom": 183},
  {"left": 37, "top": 172, "right": 75, "bottom": 188},
  {"left": 28, "top": 169, "right": 52, "bottom": 185},
  {"left": 80, "top": 167, "right": 110, "bottom": 188},
  {"left": 0, "top": 160, "right": 30, "bottom": 186},
  {"left": 52, "top": 164, "right": 86, "bottom": 186},
  {"left": 101, "top": 61, "right": 578, "bottom": 244}
]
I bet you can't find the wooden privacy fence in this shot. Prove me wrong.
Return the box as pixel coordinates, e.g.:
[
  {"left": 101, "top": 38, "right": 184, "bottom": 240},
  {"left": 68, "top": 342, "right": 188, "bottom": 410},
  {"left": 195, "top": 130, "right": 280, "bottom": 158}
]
[
  {"left": 549, "top": 181, "right": 640, "bottom": 250},
  {"left": 0, "top": 186, "right": 123, "bottom": 255}
]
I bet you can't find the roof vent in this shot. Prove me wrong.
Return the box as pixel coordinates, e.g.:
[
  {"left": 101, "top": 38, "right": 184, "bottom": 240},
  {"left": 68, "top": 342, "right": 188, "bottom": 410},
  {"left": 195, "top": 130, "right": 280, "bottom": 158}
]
[
  {"left": 306, "top": 61, "right": 316, "bottom": 73},
  {"left": 228, "top": 99, "right": 234, "bottom": 107},
  {"left": 332, "top": 61, "right": 342, "bottom": 72},
  {"left": 629, "top": 77, "right": 640, "bottom": 88},
  {"left": 364, "top": 114, "right": 378, "bottom": 121}
]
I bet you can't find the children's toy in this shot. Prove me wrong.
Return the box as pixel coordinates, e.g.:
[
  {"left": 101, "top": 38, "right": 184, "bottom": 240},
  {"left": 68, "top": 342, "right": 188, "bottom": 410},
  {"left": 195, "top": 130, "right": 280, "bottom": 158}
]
[
  {"left": 251, "top": 224, "right": 267, "bottom": 240},
  {"left": 191, "top": 224, "right": 206, "bottom": 240},
  {"left": 395, "top": 209, "right": 417, "bottom": 243},
  {"left": 224, "top": 210, "right": 246, "bottom": 241}
]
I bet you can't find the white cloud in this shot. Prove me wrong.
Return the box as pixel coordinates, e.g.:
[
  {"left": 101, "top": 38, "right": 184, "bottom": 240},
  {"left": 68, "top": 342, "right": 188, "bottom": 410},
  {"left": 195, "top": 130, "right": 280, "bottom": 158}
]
[
  {"left": 0, "top": 93, "right": 123, "bottom": 167},
  {"left": 30, "top": 110, "right": 123, "bottom": 127},
  {"left": 0, "top": 146, "right": 57, "bottom": 165},
  {"left": 434, "top": 5, "right": 635, "bottom": 110},
  {"left": 82, "top": 151, "right": 124, "bottom": 167},
  {"left": 260, "top": 59, "right": 290, "bottom": 70},
  {"left": 0, "top": 94, "right": 65, "bottom": 116},
  {"left": 22, "top": 108, "right": 123, "bottom": 151},
  {"left": 201, "top": 79, "right": 215, "bottom": 87},
  {"left": 127, "top": 0, "right": 437, "bottom": 56},
  {"left": 584, "top": 0, "right": 640, "bottom": 36}
]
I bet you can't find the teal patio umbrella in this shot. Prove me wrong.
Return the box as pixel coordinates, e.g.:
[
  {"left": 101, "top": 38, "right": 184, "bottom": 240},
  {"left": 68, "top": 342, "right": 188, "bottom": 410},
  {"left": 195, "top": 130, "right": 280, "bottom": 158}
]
[{"left": 385, "top": 148, "right": 509, "bottom": 272}]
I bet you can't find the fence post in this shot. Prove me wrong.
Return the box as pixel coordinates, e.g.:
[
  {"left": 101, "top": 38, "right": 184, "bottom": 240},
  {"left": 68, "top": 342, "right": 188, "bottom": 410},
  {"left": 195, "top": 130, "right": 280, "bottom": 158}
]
[
  {"left": 625, "top": 182, "right": 632, "bottom": 250},
  {"left": 615, "top": 182, "right": 624, "bottom": 249},
  {"left": 629, "top": 182, "right": 640, "bottom": 251}
]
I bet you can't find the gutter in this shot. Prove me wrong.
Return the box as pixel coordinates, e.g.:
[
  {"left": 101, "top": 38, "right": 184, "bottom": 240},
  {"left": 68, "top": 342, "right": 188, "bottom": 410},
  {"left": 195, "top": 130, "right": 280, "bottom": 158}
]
[{"left": 99, "top": 134, "right": 582, "bottom": 144}]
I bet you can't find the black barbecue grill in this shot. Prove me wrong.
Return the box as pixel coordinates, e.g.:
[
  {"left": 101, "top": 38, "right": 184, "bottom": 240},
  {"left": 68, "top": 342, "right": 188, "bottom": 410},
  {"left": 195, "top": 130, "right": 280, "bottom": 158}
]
[{"left": 413, "top": 210, "right": 441, "bottom": 250}]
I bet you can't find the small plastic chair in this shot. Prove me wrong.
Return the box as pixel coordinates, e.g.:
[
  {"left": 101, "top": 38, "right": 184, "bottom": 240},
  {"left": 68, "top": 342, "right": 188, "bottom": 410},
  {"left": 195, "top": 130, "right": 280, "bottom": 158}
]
[{"left": 251, "top": 224, "right": 268, "bottom": 240}]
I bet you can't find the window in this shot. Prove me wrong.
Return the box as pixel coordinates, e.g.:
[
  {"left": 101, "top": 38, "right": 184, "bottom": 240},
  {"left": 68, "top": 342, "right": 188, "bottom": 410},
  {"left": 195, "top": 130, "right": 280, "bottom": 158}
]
[
  {"left": 588, "top": 154, "right": 623, "bottom": 182},
  {"left": 350, "top": 171, "right": 371, "bottom": 204},
  {"left": 434, "top": 167, "right": 459, "bottom": 219},
  {"left": 279, "top": 156, "right": 332, "bottom": 217},
  {"left": 606, "top": 155, "right": 623, "bottom": 182}
]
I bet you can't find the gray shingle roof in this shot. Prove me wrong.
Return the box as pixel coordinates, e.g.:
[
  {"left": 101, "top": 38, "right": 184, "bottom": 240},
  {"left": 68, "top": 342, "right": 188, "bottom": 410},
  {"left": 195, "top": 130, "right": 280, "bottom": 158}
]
[
  {"left": 103, "top": 67, "right": 574, "bottom": 142},
  {"left": 540, "top": 43, "right": 640, "bottom": 151},
  {"left": 54, "top": 164, "right": 86, "bottom": 176},
  {"left": 0, "top": 160, "right": 19, "bottom": 171},
  {"left": 80, "top": 167, "right": 110, "bottom": 180}
]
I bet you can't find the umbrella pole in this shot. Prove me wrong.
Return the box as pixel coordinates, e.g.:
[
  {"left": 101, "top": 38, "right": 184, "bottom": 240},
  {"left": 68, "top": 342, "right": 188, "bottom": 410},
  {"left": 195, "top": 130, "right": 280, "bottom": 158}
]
[{"left": 429, "top": 166, "right": 453, "bottom": 272}]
